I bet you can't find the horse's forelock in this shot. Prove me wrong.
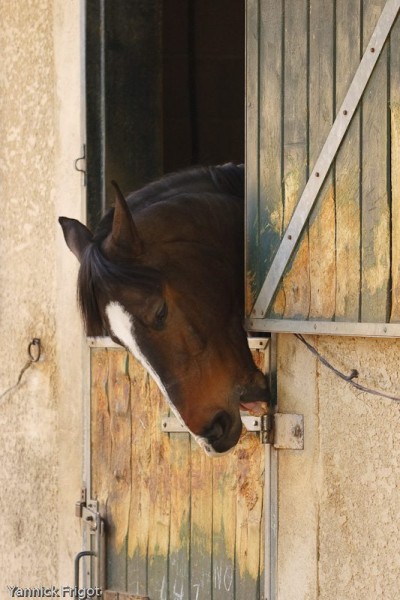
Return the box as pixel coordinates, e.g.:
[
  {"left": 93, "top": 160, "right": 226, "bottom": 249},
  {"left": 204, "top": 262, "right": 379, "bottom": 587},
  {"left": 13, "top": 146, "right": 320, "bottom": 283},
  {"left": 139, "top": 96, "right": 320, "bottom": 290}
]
[
  {"left": 77, "top": 242, "right": 161, "bottom": 336},
  {"left": 77, "top": 245, "right": 104, "bottom": 335}
]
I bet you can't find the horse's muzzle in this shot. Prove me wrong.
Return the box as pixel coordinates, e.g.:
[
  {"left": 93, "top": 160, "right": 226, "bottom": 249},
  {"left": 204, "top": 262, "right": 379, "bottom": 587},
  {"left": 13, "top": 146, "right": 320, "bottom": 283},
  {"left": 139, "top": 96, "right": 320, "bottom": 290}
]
[
  {"left": 239, "top": 372, "right": 270, "bottom": 416},
  {"left": 202, "top": 410, "right": 243, "bottom": 453}
]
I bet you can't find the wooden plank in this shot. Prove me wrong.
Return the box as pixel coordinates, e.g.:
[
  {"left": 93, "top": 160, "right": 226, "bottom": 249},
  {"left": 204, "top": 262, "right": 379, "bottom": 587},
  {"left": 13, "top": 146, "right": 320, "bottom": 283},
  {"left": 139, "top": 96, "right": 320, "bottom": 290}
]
[
  {"left": 308, "top": 0, "right": 336, "bottom": 320},
  {"left": 168, "top": 430, "right": 191, "bottom": 600},
  {"left": 361, "top": 0, "right": 391, "bottom": 322},
  {"left": 91, "top": 348, "right": 128, "bottom": 587},
  {"left": 103, "top": 592, "right": 149, "bottom": 600},
  {"left": 281, "top": 0, "right": 310, "bottom": 318},
  {"left": 91, "top": 348, "right": 111, "bottom": 510},
  {"left": 103, "top": 592, "right": 118, "bottom": 600},
  {"left": 106, "top": 349, "right": 132, "bottom": 588},
  {"left": 235, "top": 433, "right": 264, "bottom": 599},
  {"left": 259, "top": 0, "right": 284, "bottom": 318},
  {"left": 212, "top": 453, "right": 237, "bottom": 600},
  {"left": 127, "top": 355, "right": 152, "bottom": 596},
  {"left": 335, "top": 0, "right": 362, "bottom": 322},
  {"left": 145, "top": 376, "right": 171, "bottom": 600},
  {"left": 190, "top": 441, "right": 213, "bottom": 600},
  {"left": 390, "top": 12, "right": 400, "bottom": 321},
  {"left": 245, "top": 0, "right": 261, "bottom": 315}
]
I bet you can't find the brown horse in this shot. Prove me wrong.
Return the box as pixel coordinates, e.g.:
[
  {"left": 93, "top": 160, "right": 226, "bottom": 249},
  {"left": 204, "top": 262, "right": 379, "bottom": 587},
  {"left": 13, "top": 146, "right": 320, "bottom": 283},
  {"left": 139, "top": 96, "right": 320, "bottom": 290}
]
[{"left": 59, "top": 164, "right": 269, "bottom": 455}]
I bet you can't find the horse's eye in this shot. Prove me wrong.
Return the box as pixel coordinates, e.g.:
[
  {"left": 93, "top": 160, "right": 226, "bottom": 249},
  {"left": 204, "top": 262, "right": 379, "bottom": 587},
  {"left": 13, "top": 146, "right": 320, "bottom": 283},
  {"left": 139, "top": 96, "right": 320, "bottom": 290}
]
[{"left": 154, "top": 301, "right": 168, "bottom": 330}]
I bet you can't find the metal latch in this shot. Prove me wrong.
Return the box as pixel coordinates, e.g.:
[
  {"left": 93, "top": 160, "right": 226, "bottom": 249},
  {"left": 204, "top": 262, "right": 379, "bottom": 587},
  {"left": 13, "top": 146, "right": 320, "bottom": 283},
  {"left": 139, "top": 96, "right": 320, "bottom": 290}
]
[
  {"left": 75, "top": 488, "right": 105, "bottom": 589},
  {"left": 76, "top": 488, "right": 103, "bottom": 532},
  {"left": 161, "top": 412, "right": 304, "bottom": 450}
]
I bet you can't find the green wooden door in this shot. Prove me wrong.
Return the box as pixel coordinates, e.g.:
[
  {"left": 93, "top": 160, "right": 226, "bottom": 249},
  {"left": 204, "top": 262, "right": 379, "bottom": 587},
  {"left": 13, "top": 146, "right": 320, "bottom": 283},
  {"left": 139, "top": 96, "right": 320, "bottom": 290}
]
[{"left": 246, "top": 0, "right": 400, "bottom": 336}]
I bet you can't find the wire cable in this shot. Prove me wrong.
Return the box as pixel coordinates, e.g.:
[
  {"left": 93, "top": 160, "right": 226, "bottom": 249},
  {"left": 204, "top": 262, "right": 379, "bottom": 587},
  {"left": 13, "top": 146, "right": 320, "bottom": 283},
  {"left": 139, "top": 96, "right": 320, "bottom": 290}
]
[{"left": 295, "top": 334, "right": 400, "bottom": 403}]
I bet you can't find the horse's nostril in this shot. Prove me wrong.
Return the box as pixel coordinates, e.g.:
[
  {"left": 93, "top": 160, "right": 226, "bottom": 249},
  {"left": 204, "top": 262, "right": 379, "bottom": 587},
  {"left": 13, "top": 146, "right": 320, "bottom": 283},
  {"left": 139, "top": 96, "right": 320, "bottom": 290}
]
[{"left": 204, "top": 411, "right": 232, "bottom": 444}]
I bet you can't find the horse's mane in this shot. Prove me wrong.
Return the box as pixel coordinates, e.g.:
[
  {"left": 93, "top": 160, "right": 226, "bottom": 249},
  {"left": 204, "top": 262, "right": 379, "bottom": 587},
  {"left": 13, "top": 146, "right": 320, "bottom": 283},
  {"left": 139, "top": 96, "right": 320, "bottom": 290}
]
[
  {"left": 129, "top": 163, "right": 244, "bottom": 207},
  {"left": 78, "top": 164, "right": 244, "bottom": 335},
  {"left": 93, "top": 163, "right": 244, "bottom": 241}
]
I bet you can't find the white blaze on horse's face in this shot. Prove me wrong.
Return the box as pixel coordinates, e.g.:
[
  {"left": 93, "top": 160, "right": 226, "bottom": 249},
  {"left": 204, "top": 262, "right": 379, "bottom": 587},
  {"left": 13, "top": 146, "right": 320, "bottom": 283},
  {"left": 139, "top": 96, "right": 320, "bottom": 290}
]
[{"left": 105, "top": 301, "right": 221, "bottom": 456}]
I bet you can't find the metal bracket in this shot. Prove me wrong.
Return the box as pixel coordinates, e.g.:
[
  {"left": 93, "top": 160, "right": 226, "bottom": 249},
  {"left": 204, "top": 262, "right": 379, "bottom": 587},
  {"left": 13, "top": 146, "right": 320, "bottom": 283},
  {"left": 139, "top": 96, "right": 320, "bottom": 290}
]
[
  {"left": 75, "top": 488, "right": 104, "bottom": 532},
  {"left": 247, "top": 336, "right": 270, "bottom": 351},
  {"left": 161, "top": 412, "right": 303, "bottom": 450},
  {"left": 161, "top": 414, "right": 262, "bottom": 434},
  {"left": 81, "top": 499, "right": 103, "bottom": 533},
  {"left": 88, "top": 335, "right": 270, "bottom": 350},
  {"left": 272, "top": 413, "right": 304, "bottom": 450}
]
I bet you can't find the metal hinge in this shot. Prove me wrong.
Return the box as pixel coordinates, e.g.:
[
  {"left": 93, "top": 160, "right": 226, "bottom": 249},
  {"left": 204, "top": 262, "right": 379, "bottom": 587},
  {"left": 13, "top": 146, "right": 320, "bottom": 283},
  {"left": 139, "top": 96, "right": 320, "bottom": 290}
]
[
  {"left": 76, "top": 488, "right": 102, "bottom": 530},
  {"left": 75, "top": 488, "right": 105, "bottom": 589},
  {"left": 269, "top": 412, "right": 304, "bottom": 450},
  {"left": 161, "top": 412, "right": 304, "bottom": 450},
  {"left": 74, "top": 144, "right": 87, "bottom": 186}
]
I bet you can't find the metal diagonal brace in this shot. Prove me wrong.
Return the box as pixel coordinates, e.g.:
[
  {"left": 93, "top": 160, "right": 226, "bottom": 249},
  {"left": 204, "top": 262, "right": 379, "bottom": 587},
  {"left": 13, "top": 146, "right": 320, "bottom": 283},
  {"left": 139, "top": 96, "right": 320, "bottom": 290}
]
[{"left": 251, "top": 0, "right": 400, "bottom": 319}]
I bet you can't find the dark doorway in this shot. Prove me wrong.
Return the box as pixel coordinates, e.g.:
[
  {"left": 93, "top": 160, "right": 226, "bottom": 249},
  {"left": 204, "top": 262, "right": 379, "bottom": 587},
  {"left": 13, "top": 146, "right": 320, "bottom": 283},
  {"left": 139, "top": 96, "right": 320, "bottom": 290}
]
[
  {"left": 163, "top": 0, "right": 245, "bottom": 172},
  {"left": 86, "top": 1, "right": 244, "bottom": 224}
]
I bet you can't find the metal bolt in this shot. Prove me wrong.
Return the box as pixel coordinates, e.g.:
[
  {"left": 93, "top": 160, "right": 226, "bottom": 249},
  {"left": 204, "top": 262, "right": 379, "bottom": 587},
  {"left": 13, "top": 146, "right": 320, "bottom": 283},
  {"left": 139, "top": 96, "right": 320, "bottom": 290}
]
[
  {"left": 371, "top": 47, "right": 375, "bottom": 52},
  {"left": 293, "top": 425, "right": 302, "bottom": 438}
]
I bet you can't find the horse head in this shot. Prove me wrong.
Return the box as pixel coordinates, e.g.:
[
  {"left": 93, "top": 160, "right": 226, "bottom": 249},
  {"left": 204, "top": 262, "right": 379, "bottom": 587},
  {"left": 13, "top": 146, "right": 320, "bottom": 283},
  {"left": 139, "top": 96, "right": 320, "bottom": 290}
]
[{"left": 60, "top": 167, "right": 270, "bottom": 455}]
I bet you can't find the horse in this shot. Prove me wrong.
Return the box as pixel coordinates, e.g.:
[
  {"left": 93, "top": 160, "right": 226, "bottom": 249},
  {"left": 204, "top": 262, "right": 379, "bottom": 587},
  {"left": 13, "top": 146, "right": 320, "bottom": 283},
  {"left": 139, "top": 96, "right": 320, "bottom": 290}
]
[{"left": 59, "top": 163, "right": 269, "bottom": 455}]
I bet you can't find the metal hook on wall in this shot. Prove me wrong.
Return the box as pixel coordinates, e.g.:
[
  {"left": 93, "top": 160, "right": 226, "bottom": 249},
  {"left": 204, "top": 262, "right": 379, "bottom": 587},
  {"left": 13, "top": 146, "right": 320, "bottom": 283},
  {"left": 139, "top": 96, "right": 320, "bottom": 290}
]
[
  {"left": 74, "top": 144, "right": 87, "bottom": 186},
  {"left": 28, "top": 338, "right": 41, "bottom": 362},
  {"left": 0, "top": 338, "right": 42, "bottom": 403}
]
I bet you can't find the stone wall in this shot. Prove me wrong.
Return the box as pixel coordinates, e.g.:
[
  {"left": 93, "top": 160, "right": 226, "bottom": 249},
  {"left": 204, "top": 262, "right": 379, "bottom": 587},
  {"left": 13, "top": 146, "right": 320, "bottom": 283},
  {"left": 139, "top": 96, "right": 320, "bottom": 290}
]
[
  {"left": 277, "top": 334, "right": 400, "bottom": 600},
  {"left": 0, "top": 0, "right": 85, "bottom": 589}
]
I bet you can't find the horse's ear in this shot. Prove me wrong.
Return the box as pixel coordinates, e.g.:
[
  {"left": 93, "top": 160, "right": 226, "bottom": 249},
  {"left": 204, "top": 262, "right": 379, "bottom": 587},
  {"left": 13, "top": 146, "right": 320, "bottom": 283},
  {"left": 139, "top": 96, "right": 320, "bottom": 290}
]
[
  {"left": 110, "top": 180, "right": 142, "bottom": 257},
  {"left": 59, "top": 216, "right": 93, "bottom": 262}
]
